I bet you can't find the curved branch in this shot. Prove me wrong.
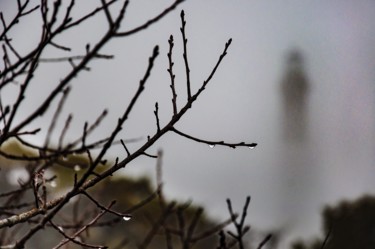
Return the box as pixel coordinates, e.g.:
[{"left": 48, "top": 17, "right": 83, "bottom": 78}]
[
  {"left": 115, "top": 0, "right": 184, "bottom": 37},
  {"left": 171, "top": 127, "right": 257, "bottom": 149}
]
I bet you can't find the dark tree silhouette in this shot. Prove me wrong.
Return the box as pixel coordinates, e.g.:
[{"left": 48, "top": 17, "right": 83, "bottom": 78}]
[{"left": 291, "top": 195, "right": 375, "bottom": 249}]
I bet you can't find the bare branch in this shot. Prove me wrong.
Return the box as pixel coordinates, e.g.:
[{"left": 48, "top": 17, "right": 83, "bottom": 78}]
[
  {"left": 76, "top": 33, "right": 238, "bottom": 197},
  {"left": 191, "top": 214, "right": 237, "bottom": 243},
  {"left": 82, "top": 191, "right": 131, "bottom": 220},
  {"left": 257, "top": 234, "right": 272, "bottom": 249},
  {"left": 167, "top": 35, "right": 178, "bottom": 115},
  {"left": 64, "top": 0, "right": 119, "bottom": 30},
  {"left": 44, "top": 87, "right": 71, "bottom": 149},
  {"left": 120, "top": 138, "right": 131, "bottom": 157},
  {"left": 52, "top": 201, "right": 116, "bottom": 249},
  {"left": 1, "top": 1, "right": 129, "bottom": 144},
  {"left": 50, "top": 41, "right": 71, "bottom": 51},
  {"left": 226, "top": 196, "right": 251, "bottom": 249},
  {"left": 172, "top": 127, "right": 257, "bottom": 149},
  {"left": 0, "top": 0, "right": 39, "bottom": 40},
  {"left": 139, "top": 202, "right": 176, "bottom": 249},
  {"left": 58, "top": 114, "right": 72, "bottom": 150},
  {"left": 100, "top": 0, "right": 114, "bottom": 27},
  {"left": 142, "top": 151, "right": 158, "bottom": 158},
  {"left": 154, "top": 102, "right": 161, "bottom": 132},
  {"left": 115, "top": 0, "right": 185, "bottom": 37},
  {"left": 180, "top": 10, "right": 191, "bottom": 100},
  {"left": 125, "top": 185, "right": 162, "bottom": 214},
  {"left": 50, "top": 221, "right": 106, "bottom": 249}
]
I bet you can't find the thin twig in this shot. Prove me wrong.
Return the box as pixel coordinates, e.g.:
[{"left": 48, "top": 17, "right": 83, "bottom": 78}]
[
  {"left": 138, "top": 202, "right": 176, "bottom": 249},
  {"left": 120, "top": 139, "right": 131, "bottom": 157},
  {"left": 167, "top": 35, "right": 178, "bottom": 115},
  {"left": 154, "top": 102, "right": 161, "bottom": 132},
  {"left": 172, "top": 127, "right": 257, "bottom": 149},
  {"left": 58, "top": 114, "right": 73, "bottom": 151},
  {"left": 191, "top": 215, "right": 237, "bottom": 243},
  {"left": 115, "top": 0, "right": 185, "bottom": 37},
  {"left": 320, "top": 226, "right": 332, "bottom": 249},
  {"left": 257, "top": 234, "right": 272, "bottom": 249},
  {"left": 180, "top": 10, "right": 191, "bottom": 100},
  {"left": 100, "top": 0, "right": 114, "bottom": 27},
  {"left": 44, "top": 87, "right": 70, "bottom": 149},
  {"left": 226, "top": 196, "right": 251, "bottom": 249},
  {"left": 64, "top": 0, "right": 118, "bottom": 30},
  {"left": 82, "top": 191, "right": 131, "bottom": 219},
  {"left": 52, "top": 201, "right": 116, "bottom": 249}
]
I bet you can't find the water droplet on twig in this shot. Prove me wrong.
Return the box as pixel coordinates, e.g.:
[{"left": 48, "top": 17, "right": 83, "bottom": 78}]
[
  {"left": 123, "top": 215, "right": 132, "bottom": 221},
  {"left": 248, "top": 143, "right": 257, "bottom": 149},
  {"left": 208, "top": 144, "right": 215, "bottom": 148},
  {"left": 74, "top": 165, "right": 81, "bottom": 172},
  {"left": 50, "top": 181, "right": 57, "bottom": 188}
]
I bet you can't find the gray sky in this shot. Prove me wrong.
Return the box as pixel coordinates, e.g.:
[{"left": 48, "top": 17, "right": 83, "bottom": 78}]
[{"left": 2, "top": 0, "right": 375, "bottom": 245}]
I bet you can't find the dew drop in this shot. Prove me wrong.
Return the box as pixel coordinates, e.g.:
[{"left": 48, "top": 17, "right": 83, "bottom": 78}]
[
  {"left": 58, "top": 226, "right": 64, "bottom": 232},
  {"left": 248, "top": 143, "right": 257, "bottom": 149},
  {"left": 50, "top": 181, "right": 57, "bottom": 188},
  {"left": 74, "top": 165, "right": 81, "bottom": 172},
  {"left": 122, "top": 215, "right": 132, "bottom": 221},
  {"left": 208, "top": 144, "right": 215, "bottom": 148}
]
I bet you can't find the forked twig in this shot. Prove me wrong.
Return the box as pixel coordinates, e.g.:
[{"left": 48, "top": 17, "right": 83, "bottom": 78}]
[
  {"left": 52, "top": 201, "right": 116, "bottom": 249},
  {"left": 226, "top": 196, "right": 251, "bottom": 249}
]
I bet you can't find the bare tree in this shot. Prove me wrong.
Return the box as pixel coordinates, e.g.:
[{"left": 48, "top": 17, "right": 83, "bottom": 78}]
[{"left": 0, "top": 1, "right": 262, "bottom": 248}]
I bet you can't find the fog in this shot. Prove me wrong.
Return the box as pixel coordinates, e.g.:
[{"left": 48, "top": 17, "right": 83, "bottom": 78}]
[{"left": 1, "top": 0, "right": 375, "bottom": 245}]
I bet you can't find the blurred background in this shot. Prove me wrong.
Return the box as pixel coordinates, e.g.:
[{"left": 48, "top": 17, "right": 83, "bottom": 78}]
[{"left": 1, "top": 0, "right": 375, "bottom": 247}]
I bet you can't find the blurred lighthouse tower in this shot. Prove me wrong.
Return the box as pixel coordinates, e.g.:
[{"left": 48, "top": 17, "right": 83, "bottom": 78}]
[
  {"left": 277, "top": 49, "right": 318, "bottom": 233},
  {"left": 281, "top": 49, "right": 309, "bottom": 143}
]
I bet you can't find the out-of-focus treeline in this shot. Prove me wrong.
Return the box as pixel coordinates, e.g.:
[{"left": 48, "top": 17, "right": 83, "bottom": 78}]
[{"left": 0, "top": 139, "right": 227, "bottom": 248}]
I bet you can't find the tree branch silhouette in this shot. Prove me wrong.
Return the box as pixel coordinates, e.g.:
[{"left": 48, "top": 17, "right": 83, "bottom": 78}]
[{"left": 0, "top": 1, "right": 257, "bottom": 248}]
